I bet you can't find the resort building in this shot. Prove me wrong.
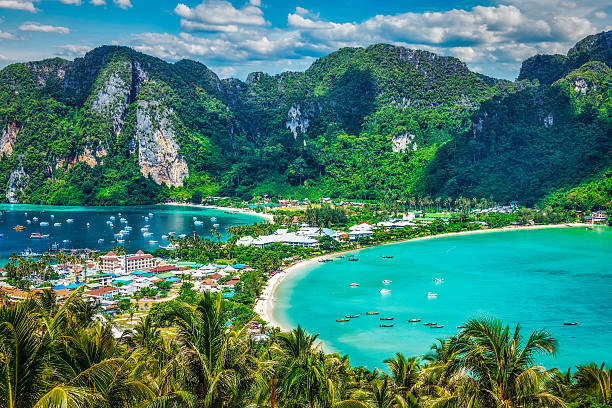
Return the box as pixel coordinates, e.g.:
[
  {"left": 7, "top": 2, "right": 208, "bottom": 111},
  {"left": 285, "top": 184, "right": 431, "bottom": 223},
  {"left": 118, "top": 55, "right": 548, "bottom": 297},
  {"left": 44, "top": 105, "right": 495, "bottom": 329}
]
[
  {"left": 586, "top": 211, "right": 609, "bottom": 225},
  {"left": 100, "top": 250, "right": 158, "bottom": 274},
  {"left": 236, "top": 231, "right": 318, "bottom": 248},
  {"left": 83, "top": 286, "right": 118, "bottom": 303},
  {"left": 348, "top": 223, "right": 374, "bottom": 240}
]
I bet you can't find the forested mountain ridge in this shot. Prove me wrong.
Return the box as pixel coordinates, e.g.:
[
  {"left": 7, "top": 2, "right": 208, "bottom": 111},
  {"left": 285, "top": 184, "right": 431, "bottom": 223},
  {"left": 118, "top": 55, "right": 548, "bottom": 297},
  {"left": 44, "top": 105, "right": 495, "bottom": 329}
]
[{"left": 0, "top": 31, "right": 610, "bottom": 208}]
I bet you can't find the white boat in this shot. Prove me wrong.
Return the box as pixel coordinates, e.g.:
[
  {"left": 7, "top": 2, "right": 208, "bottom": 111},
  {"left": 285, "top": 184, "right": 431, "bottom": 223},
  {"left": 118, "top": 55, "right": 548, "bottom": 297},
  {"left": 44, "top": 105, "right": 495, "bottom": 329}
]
[
  {"left": 53, "top": 222, "right": 62, "bottom": 227},
  {"left": 26, "top": 219, "right": 31, "bottom": 224},
  {"left": 160, "top": 243, "right": 177, "bottom": 250},
  {"left": 193, "top": 216, "right": 197, "bottom": 220},
  {"left": 117, "top": 239, "right": 125, "bottom": 243},
  {"left": 98, "top": 238, "right": 104, "bottom": 243},
  {"left": 144, "top": 216, "right": 149, "bottom": 221},
  {"left": 161, "top": 235, "right": 168, "bottom": 239},
  {"left": 108, "top": 223, "right": 113, "bottom": 227},
  {"left": 213, "top": 223, "right": 220, "bottom": 228},
  {"left": 50, "top": 214, "right": 54, "bottom": 219},
  {"left": 125, "top": 226, "right": 132, "bottom": 230},
  {"left": 148, "top": 212, "right": 153, "bottom": 216},
  {"left": 40, "top": 222, "right": 49, "bottom": 226},
  {"left": 380, "top": 289, "right": 391, "bottom": 294},
  {"left": 140, "top": 227, "right": 148, "bottom": 232},
  {"left": 32, "top": 217, "right": 38, "bottom": 222},
  {"left": 110, "top": 216, "right": 115, "bottom": 221},
  {"left": 86, "top": 222, "right": 90, "bottom": 227},
  {"left": 210, "top": 217, "right": 217, "bottom": 222},
  {"left": 148, "top": 240, "right": 158, "bottom": 244},
  {"left": 349, "top": 283, "right": 360, "bottom": 287},
  {"left": 434, "top": 278, "right": 444, "bottom": 283},
  {"left": 62, "top": 239, "right": 70, "bottom": 243},
  {"left": 66, "top": 219, "right": 74, "bottom": 223},
  {"left": 120, "top": 218, "right": 127, "bottom": 223},
  {"left": 143, "top": 232, "right": 153, "bottom": 237},
  {"left": 144, "top": 224, "right": 150, "bottom": 228},
  {"left": 382, "top": 280, "right": 392, "bottom": 284},
  {"left": 194, "top": 220, "right": 203, "bottom": 226},
  {"left": 178, "top": 234, "right": 186, "bottom": 238},
  {"left": 427, "top": 292, "right": 438, "bottom": 297}
]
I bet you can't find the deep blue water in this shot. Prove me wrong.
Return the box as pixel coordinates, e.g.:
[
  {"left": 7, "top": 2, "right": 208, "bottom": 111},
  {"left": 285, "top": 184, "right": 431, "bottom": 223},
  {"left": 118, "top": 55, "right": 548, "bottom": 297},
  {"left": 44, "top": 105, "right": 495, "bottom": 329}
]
[
  {"left": 273, "top": 227, "right": 612, "bottom": 371},
  {"left": 0, "top": 204, "right": 263, "bottom": 262}
]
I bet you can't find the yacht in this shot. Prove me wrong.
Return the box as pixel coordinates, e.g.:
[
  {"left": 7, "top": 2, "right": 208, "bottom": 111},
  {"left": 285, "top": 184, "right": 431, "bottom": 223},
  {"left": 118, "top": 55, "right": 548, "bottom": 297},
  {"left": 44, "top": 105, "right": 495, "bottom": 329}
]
[
  {"left": 53, "top": 222, "right": 62, "bottom": 227},
  {"left": 30, "top": 233, "right": 49, "bottom": 239},
  {"left": 380, "top": 289, "right": 391, "bottom": 294},
  {"left": 40, "top": 222, "right": 49, "bottom": 226},
  {"left": 66, "top": 219, "right": 74, "bottom": 223},
  {"left": 349, "top": 282, "right": 360, "bottom": 287},
  {"left": 382, "top": 280, "right": 392, "bottom": 284},
  {"left": 427, "top": 292, "right": 438, "bottom": 297}
]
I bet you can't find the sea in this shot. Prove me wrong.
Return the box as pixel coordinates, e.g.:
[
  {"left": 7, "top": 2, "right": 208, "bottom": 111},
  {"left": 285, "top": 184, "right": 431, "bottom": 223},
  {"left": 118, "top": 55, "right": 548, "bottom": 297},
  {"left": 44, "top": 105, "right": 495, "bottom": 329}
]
[
  {"left": 0, "top": 204, "right": 264, "bottom": 263},
  {"left": 273, "top": 227, "right": 612, "bottom": 371}
]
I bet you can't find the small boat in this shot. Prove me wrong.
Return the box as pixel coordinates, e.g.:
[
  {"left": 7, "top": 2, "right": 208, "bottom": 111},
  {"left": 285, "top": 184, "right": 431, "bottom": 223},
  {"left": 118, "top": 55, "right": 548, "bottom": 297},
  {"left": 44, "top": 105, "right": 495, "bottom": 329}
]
[
  {"left": 336, "top": 318, "right": 350, "bottom": 322},
  {"left": 144, "top": 216, "right": 149, "bottom": 221},
  {"left": 194, "top": 220, "right": 203, "bottom": 226},
  {"left": 161, "top": 235, "right": 168, "bottom": 239},
  {"left": 424, "top": 322, "right": 438, "bottom": 326},
  {"left": 456, "top": 325, "right": 466, "bottom": 329},
  {"left": 86, "top": 222, "right": 90, "bottom": 227},
  {"left": 345, "top": 314, "right": 360, "bottom": 319},
  {"left": 98, "top": 238, "right": 104, "bottom": 243},
  {"left": 20, "top": 248, "right": 41, "bottom": 257},
  {"left": 62, "top": 239, "right": 70, "bottom": 243},
  {"left": 14, "top": 225, "right": 25, "bottom": 231},
  {"left": 380, "top": 317, "right": 394, "bottom": 321},
  {"left": 143, "top": 232, "right": 153, "bottom": 237},
  {"left": 53, "top": 222, "right": 62, "bottom": 227},
  {"left": 427, "top": 292, "right": 438, "bottom": 297},
  {"left": 108, "top": 222, "right": 114, "bottom": 227},
  {"left": 125, "top": 226, "right": 132, "bottom": 230},
  {"left": 66, "top": 219, "right": 74, "bottom": 223},
  {"left": 337, "top": 255, "right": 345, "bottom": 259},
  {"left": 32, "top": 217, "right": 38, "bottom": 222},
  {"left": 349, "top": 283, "right": 360, "bottom": 287},
  {"left": 117, "top": 239, "right": 125, "bottom": 243},
  {"left": 30, "top": 233, "right": 49, "bottom": 239},
  {"left": 434, "top": 278, "right": 444, "bottom": 283},
  {"left": 140, "top": 227, "right": 148, "bottom": 232},
  {"left": 563, "top": 322, "right": 579, "bottom": 326},
  {"left": 366, "top": 312, "right": 379, "bottom": 315},
  {"left": 50, "top": 214, "right": 55, "bottom": 219},
  {"left": 210, "top": 217, "right": 217, "bottom": 222},
  {"left": 380, "top": 289, "right": 391, "bottom": 294},
  {"left": 26, "top": 219, "right": 31, "bottom": 224},
  {"left": 319, "top": 259, "right": 333, "bottom": 263},
  {"left": 213, "top": 223, "right": 220, "bottom": 228},
  {"left": 380, "top": 324, "right": 394, "bottom": 327},
  {"left": 178, "top": 234, "right": 186, "bottom": 238},
  {"left": 120, "top": 218, "right": 127, "bottom": 223},
  {"left": 148, "top": 212, "right": 153, "bottom": 216},
  {"left": 109, "top": 216, "right": 115, "bottom": 221},
  {"left": 431, "top": 325, "right": 445, "bottom": 329},
  {"left": 148, "top": 240, "right": 158, "bottom": 244},
  {"left": 408, "top": 319, "right": 422, "bottom": 323},
  {"left": 193, "top": 216, "right": 197, "bottom": 220},
  {"left": 382, "top": 256, "right": 394, "bottom": 259},
  {"left": 382, "top": 280, "right": 392, "bottom": 284},
  {"left": 348, "top": 257, "right": 359, "bottom": 261},
  {"left": 40, "top": 222, "right": 49, "bottom": 226}
]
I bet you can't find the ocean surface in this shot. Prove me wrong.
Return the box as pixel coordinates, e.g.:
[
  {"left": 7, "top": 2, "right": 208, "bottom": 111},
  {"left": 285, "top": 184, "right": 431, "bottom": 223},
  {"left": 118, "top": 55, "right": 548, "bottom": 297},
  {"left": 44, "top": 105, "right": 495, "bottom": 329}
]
[
  {"left": 273, "top": 227, "right": 612, "bottom": 371},
  {"left": 0, "top": 204, "right": 263, "bottom": 263}
]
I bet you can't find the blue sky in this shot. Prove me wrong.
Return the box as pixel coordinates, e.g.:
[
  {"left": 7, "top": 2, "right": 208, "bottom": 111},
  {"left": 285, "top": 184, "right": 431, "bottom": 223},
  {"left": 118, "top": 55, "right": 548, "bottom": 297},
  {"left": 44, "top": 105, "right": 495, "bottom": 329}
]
[{"left": 0, "top": 0, "right": 610, "bottom": 79}]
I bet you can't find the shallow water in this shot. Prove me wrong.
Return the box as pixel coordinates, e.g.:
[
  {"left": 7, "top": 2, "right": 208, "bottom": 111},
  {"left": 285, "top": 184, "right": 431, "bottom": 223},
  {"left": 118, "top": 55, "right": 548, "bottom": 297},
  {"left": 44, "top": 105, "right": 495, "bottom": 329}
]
[
  {"left": 0, "top": 204, "right": 263, "bottom": 263},
  {"left": 273, "top": 227, "right": 612, "bottom": 371}
]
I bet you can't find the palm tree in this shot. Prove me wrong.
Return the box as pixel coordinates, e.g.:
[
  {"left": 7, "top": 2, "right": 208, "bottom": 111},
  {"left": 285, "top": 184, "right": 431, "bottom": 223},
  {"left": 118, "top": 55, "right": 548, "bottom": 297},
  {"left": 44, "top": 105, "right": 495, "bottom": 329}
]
[
  {"left": 384, "top": 353, "right": 420, "bottom": 402},
  {"left": 573, "top": 363, "right": 611, "bottom": 405},
  {"left": 457, "top": 317, "right": 565, "bottom": 408}
]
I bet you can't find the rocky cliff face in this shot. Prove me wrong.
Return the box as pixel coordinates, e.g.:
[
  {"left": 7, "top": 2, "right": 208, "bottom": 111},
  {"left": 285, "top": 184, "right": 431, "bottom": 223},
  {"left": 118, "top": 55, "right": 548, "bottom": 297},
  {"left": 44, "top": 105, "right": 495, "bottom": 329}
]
[
  {"left": 6, "top": 161, "right": 28, "bottom": 203},
  {"left": 135, "top": 100, "right": 189, "bottom": 187},
  {"left": 0, "top": 121, "right": 20, "bottom": 157},
  {"left": 392, "top": 133, "right": 417, "bottom": 153}
]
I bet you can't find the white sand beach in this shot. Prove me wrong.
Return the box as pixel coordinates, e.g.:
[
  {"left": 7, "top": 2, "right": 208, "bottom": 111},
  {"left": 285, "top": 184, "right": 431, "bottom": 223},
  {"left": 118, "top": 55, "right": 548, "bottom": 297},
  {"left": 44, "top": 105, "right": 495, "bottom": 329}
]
[
  {"left": 160, "top": 202, "right": 275, "bottom": 222},
  {"left": 254, "top": 222, "right": 587, "bottom": 331}
]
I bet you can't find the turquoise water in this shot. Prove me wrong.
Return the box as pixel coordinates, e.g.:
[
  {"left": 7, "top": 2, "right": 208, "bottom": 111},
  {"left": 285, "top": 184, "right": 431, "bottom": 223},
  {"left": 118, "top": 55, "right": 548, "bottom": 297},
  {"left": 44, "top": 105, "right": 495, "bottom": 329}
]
[
  {"left": 0, "top": 204, "right": 263, "bottom": 263},
  {"left": 273, "top": 227, "right": 612, "bottom": 371}
]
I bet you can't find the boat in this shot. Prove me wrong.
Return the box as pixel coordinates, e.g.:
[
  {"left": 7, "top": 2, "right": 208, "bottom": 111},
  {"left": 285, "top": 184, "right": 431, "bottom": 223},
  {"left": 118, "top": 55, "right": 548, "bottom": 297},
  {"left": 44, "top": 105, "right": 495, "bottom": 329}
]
[
  {"left": 456, "top": 325, "right": 466, "bottom": 329},
  {"left": 50, "top": 214, "right": 54, "bottom": 219},
  {"left": 97, "top": 239, "right": 104, "bottom": 243},
  {"left": 117, "top": 239, "right": 125, "bottom": 243},
  {"left": 379, "top": 324, "right": 394, "bottom": 327},
  {"left": 382, "top": 256, "right": 394, "bottom": 259},
  {"left": 434, "top": 278, "right": 444, "bottom": 283},
  {"left": 141, "top": 227, "right": 148, "bottom": 232},
  {"left": 319, "top": 259, "right": 333, "bottom": 263},
  {"left": 53, "top": 222, "right": 61, "bottom": 227},
  {"left": 66, "top": 218, "right": 74, "bottom": 223},
  {"left": 40, "top": 222, "right": 49, "bottom": 226},
  {"left": 144, "top": 216, "right": 149, "bottom": 221},
  {"left": 108, "top": 222, "right": 113, "bottom": 227},
  {"left": 427, "top": 292, "right": 438, "bottom": 297},
  {"left": 178, "top": 234, "right": 186, "bottom": 238},
  {"left": 336, "top": 318, "right": 350, "bottom": 322},
  {"left": 161, "top": 235, "right": 168, "bottom": 239},
  {"left": 86, "top": 222, "right": 90, "bottom": 227},
  {"left": 125, "top": 226, "right": 132, "bottom": 230},
  {"left": 193, "top": 216, "right": 197, "bottom": 220},
  {"left": 30, "top": 233, "right": 49, "bottom": 239},
  {"left": 148, "top": 240, "right": 158, "bottom": 244},
  {"left": 431, "top": 325, "right": 445, "bottom": 329},
  {"left": 366, "top": 312, "right": 379, "bottom": 315},
  {"left": 210, "top": 217, "right": 217, "bottom": 222},
  {"left": 213, "top": 223, "right": 220, "bottom": 227},
  {"left": 382, "top": 280, "right": 392, "bottom": 284},
  {"left": 349, "top": 283, "right": 360, "bottom": 287},
  {"left": 14, "top": 225, "right": 25, "bottom": 231},
  {"left": 345, "top": 314, "right": 360, "bottom": 319},
  {"left": 348, "top": 257, "right": 359, "bottom": 261},
  {"left": 49, "top": 242, "right": 60, "bottom": 251},
  {"left": 20, "top": 248, "right": 41, "bottom": 257},
  {"left": 143, "top": 232, "right": 153, "bottom": 237},
  {"left": 563, "top": 322, "right": 579, "bottom": 326},
  {"left": 109, "top": 216, "right": 115, "bottom": 221},
  {"left": 194, "top": 220, "right": 204, "bottom": 226},
  {"left": 408, "top": 319, "right": 422, "bottom": 323},
  {"left": 380, "top": 289, "right": 391, "bottom": 294},
  {"left": 380, "top": 317, "right": 394, "bottom": 321},
  {"left": 337, "top": 255, "right": 345, "bottom": 258},
  {"left": 148, "top": 212, "right": 153, "bottom": 216},
  {"left": 120, "top": 218, "right": 127, "bottom": 223},
  {"left": 32, "top": 217, "right": 38, "bottom": 222},
  {"left": 424, "top": 322, "right": 438, "bottom": 326},
  {"left": 26, "top": 219, "right": 31, "bottom": 224},
  {"left": 62, "top": 239, "right": 70, "bottom": 243}
]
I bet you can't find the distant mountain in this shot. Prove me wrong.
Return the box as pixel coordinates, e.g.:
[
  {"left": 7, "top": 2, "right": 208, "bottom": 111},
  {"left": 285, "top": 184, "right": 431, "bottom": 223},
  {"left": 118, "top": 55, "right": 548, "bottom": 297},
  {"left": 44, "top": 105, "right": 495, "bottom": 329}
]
[{"left": 0, "top": 32, "right": 610, "bottom": 209}]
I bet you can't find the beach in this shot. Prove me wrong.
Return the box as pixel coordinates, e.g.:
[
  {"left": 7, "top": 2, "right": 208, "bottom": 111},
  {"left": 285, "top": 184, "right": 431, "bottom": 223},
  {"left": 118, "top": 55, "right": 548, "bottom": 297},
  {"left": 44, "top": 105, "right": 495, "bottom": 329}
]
[
  {"left": 160, "top": 202, "right": 275, "bottom": 222},
  {"left": 254, "top": 222, "right": 587, "bottom": 331}
]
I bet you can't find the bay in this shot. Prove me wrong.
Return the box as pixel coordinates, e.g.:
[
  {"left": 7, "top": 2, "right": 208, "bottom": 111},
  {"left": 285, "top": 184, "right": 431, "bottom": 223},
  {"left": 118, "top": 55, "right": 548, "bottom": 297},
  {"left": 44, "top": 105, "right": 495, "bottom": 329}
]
[{"left": 273, "top": 227, "right": 612, "bottom": 371}]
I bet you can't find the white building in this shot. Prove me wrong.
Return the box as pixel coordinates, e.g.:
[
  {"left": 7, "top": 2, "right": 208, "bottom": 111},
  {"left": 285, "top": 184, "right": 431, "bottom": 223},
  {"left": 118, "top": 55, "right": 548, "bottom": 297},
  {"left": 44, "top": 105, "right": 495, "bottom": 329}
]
[
  {"left": 100, "top": 250, "right": 158, "bottom": 274},
  {"left": 348, "top": 223, "right": 374, "bottom": 240},
  {"left": 236, "top": 231, "right": 318, "bottom": 248}
]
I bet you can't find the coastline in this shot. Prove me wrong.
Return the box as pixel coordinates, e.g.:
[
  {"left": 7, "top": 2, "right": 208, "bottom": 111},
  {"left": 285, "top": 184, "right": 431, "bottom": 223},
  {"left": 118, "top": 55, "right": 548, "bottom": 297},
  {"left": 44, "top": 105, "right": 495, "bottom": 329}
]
[
  {"left": 160, "top": 202, "right": 275, "bottom": 222},
  {"left": 254, "top": 222, "right": 587, "bottom": 331}
]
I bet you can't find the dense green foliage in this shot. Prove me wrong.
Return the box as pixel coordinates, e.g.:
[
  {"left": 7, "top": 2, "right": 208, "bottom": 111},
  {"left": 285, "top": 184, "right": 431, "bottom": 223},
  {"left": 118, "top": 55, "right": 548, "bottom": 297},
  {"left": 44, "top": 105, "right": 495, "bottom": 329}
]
[
  {"left": 0, "top": 32, "right": 611, "bottom": 209},
  {"left": 0, "top": 290, "right": 610, "bottom": 408}
]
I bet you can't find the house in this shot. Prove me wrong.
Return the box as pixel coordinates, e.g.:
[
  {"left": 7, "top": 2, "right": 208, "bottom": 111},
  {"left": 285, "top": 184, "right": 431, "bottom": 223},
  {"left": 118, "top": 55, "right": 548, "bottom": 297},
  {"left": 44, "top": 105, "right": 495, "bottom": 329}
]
[
  {"left": 83, "top": 286, "right": 118, "bottom": 303},
  {"left": 237, "top": 231, "right": 318, "bottom": 248},
  {"left": 588, "top": 211, "right": 609, "bottom": 225},
  {"left": 100, "top": 250, "right": 158, "bottom": 274},
  {"left": 348, "top": 223, "right": 373, "bottom": 240}
]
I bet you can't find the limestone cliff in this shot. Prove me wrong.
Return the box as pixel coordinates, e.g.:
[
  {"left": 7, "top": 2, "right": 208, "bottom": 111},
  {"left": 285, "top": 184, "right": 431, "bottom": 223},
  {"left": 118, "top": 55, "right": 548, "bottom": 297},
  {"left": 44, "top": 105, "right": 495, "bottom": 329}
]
[
  {"left": 135, "top": 100, "right": 189, "bottom": 187},
  {"left": 6, "top": 162, "right": 28, "bottom": 203},
  {"left": 0, "top": 121, "right": 20, "bottom": 157}
]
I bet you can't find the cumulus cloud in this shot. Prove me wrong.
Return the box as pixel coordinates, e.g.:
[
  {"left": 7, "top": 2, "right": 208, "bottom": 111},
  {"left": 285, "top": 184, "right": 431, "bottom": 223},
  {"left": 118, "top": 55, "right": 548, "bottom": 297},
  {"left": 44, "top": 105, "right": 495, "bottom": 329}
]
[
  {"left": 20, "top": 22, "right": 70, "bottom": 34},
  {"left": 131, "top": 1, "right": 611, "bottom": 79},
  {"left": 90, "top": 0, "right": 105, "bottom": 5},
  {"left": 55, "top": 44, "right": 92, "bottom": 57},
  {"left": 0, "top": 30, "right": 15, "bottom": 39},
  {"left": 113, "top": 0, "right": 131, "bottom": 9},
  {"left": 0, "top": 0, "right": 37, "bottom": 12},
  {"left": 58, "top": 0, "right": 82, "bottom": 5},
  {"left": 175, "top": 0, "right": 267, "bottom": 33}
]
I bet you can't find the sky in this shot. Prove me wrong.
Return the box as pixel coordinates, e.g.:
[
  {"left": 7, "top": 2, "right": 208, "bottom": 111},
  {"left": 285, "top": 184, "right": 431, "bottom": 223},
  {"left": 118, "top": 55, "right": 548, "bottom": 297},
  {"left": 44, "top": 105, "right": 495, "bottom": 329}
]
[{"left": 0, "top": 0, "right": 610, "bottom": 80}]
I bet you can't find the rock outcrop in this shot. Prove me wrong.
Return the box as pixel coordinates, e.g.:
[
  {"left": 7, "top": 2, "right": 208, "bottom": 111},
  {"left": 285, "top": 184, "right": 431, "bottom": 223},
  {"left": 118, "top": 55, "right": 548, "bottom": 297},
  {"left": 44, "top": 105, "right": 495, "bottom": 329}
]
[
  {"left": 6, "top": 162, "right": 28, "bottom": 203},
  {"left": 286, "top": 104, "right": 309, "bottom": 139},
  {"left": 90, "top": 60, "right": 132, "bottom": 135},
  {"left": 135, "top": 100, "right": 189, "bottom": 187},
  {"left": 0, "top": 121, "right": 20, "bottom": 157},
  {"left": 392, "top": 133, "right": 417, "bottom": 152}
]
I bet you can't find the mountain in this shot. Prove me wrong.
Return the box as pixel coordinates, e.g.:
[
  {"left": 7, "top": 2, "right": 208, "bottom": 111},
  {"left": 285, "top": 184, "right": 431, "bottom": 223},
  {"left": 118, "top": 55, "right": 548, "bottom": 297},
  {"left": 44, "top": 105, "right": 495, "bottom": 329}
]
[{"left": 0, "top": 32, "right": 610, "bottom": 208}]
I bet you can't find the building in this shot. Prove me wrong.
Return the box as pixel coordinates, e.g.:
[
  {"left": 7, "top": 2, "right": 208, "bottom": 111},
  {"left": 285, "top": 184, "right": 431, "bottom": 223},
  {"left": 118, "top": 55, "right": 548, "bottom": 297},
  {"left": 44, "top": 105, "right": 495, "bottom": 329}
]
[
  {"left": 586, "top": 211, "right": 609, "bottom": 225},
  {"left": 236, "top": 231, "right": 318, "bottom": 248},
  {"left": 100, "top": 250, "right": 158, "bottom": 273},
  {"left": 83, "top": 286, "right": 118, "bottom": 303},
  {"left": 348, "top": 223, "right": 374, "bottom": 240}
]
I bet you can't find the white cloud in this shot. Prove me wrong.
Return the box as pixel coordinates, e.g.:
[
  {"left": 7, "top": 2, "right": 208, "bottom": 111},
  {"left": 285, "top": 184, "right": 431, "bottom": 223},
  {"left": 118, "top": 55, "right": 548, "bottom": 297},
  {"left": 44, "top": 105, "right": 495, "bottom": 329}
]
[
  {"left": 0, "top": 0, "right": 37, "bottom": 12},
  {"left": 113, "top": 0, "right": 131, "bottom": 9},
  {"left": 90, "top": 0, "right": 105, "bottom": 5},
  {"left": 58, "top": 0, "right": 82, "bottom": 5},
  {"left": 0, "top": 30, "right": 15, "bottom": 39},
  {"left": 594, "top": 11, "right": 606, "bottom": 19},
  {"left": 55, "top": 44, "right": 92, "bottom": 57},
  {"left": 19, "top": 22, "right": 70, "bottom": 34},
  {"left": 175, "top": 0, "right": 267, "bottom": 32}
]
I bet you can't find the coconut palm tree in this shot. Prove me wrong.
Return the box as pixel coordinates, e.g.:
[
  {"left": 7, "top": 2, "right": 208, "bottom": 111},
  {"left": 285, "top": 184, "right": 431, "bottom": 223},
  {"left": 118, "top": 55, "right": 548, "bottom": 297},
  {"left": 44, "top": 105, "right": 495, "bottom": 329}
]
[
  {"left": 457, "top": 318, "right": 566, "bottom": 408},
  {"left": 384, "top": 353, "right": 420, "bottom": 402},
  {"left": 573, "top": 363, "right": 611, "bottom": 405}
]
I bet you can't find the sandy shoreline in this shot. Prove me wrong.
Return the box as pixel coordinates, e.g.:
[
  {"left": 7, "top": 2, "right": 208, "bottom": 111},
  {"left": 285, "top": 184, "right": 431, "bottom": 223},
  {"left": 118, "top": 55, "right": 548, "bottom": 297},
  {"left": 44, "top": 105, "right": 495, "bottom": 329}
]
[
  {"left": 254, "top": 222, "right": 588, "bottom": 331},
  {"left": 160, "top": 202, "right": 275, "bottom": 222}
]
